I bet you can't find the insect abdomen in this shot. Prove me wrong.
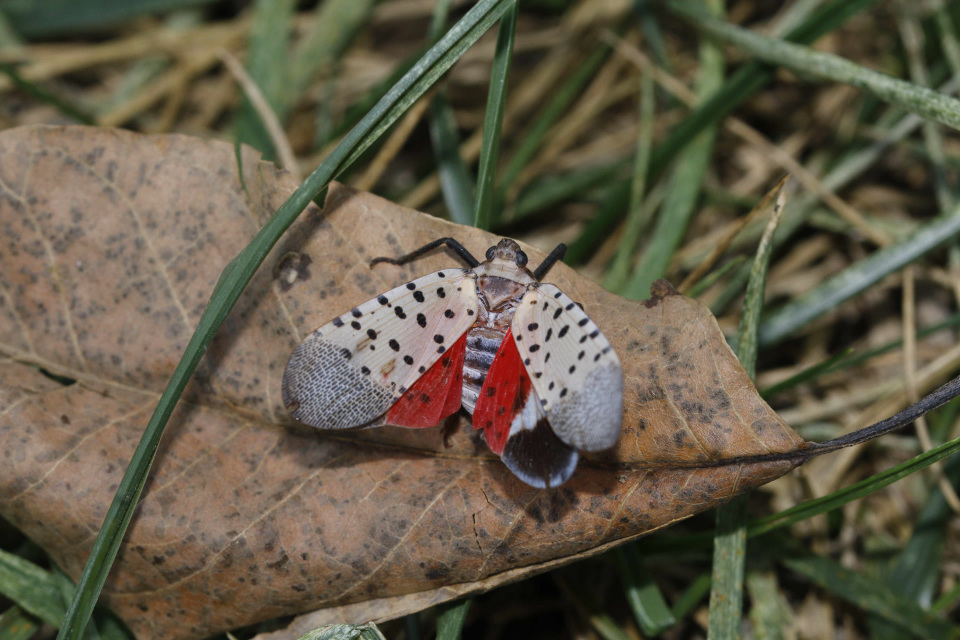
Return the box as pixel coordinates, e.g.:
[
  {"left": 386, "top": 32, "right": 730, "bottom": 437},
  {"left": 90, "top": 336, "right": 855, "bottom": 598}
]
[{"left": 461, "top": 326, "right": 504, "bottom": 414}]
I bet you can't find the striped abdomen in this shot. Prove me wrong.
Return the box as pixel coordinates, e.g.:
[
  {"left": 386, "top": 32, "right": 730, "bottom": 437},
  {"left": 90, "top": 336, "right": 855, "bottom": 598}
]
[{"left": 461, "top": 325, "right": 504, "bottom": 414}]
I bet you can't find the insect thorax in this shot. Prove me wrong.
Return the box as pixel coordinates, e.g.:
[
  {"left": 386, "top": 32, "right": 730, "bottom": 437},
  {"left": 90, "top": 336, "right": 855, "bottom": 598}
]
[{"left": 461, "top": 275, "right": 531, "bottom": 415}]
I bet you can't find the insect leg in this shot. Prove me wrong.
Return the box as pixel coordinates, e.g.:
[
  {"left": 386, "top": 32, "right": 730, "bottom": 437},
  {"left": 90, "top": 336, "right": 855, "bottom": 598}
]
[
  {"left": 371, "top": 237, "right": 481, "bottom": 268},
  {"left": 533, "top": 243, "right": 567, "bottom": 280}
]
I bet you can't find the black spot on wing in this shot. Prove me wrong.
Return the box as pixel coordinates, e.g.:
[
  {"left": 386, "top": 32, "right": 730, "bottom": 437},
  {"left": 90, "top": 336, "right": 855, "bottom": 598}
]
[
  {"left": 332, "top": 317, "right": 344, "bottom": 328},
  {"left": 414, "top": 290, "right": 425, "bottom": 303}
]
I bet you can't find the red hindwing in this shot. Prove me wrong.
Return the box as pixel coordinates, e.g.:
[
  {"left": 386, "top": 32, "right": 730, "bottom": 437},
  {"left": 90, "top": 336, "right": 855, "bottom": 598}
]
[
  {"left": 385, "top": 333, "right": 467, "bottom": 428},
  {"left": 473, "top": 328, "right": 531, "bottom": 455}
]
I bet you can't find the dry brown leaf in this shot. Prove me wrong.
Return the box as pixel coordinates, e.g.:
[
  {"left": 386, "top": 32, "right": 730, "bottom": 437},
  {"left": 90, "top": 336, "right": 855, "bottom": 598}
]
[{"left": 0, "top": 125, "right": 804, "bottom": 640}]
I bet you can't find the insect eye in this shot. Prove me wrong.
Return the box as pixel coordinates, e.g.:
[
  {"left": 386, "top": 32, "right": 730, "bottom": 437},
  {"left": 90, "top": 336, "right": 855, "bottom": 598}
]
[
  {"left": 485, "top": 247, "right": 496, "bottom": 260},
  {"left": 516, "top": 251, "right": 528, "bottom": 266}
]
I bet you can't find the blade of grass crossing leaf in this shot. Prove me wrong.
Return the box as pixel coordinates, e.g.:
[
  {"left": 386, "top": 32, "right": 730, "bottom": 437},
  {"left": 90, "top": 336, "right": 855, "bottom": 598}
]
[
  {"left": 474, "top": 2, "right": 518, "bottom": 230},
  {"left": 428, "top": 0, "right": 475, "bottom": 226},
  {"left": 784, "top": 556, "right": 954, "bottom": 639},
  {"left": 868, "top": 456, "right": 960, "bottom": 639},
  {"left": 670, "top": 0, "right": 960, "bottom": 132},
  {"left": 605, "top": 66, "right": 655, "bottom": 293},
  {"left": 613, "top": 545, "right": 676, "bottom": 635},
  {"left": 566, "top": 0, "right": 881, "bottom": 264},
  {"left": 234, "top": 0, "right": 296, "bottom": 158},
  {"left": 435, "top": 599, "right": 471, "bottom": 640},
  {"left": 57, "top": 3, "right": 517, "bottom": 638},
  {"left": 710, "top": 182, "right": 783, "bottom": 639},
  {"left": 759, "top": 206, "right": 960, "bottom": 346},
  {"left": 0, "top": 606, "right": 41, "bottom": 640}
]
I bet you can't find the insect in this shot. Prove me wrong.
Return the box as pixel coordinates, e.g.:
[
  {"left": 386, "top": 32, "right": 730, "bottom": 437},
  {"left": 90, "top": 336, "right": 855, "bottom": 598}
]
[{"left": 282, "top": 237, "right": 623, "bottom": 488}]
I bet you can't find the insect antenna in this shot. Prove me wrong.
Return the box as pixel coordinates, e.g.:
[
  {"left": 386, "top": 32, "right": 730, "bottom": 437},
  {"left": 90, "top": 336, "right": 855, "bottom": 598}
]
[
  {"left": 370, "top": 237, "right": 480, "bottom": 268},
  {"left": 533, "top": 243, "right": 567, "bottom": 280}
]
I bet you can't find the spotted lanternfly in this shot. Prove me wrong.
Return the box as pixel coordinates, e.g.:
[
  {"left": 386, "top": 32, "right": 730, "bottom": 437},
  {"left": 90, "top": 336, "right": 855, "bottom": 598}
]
[{"left": 282, "top": 237, "right": 623, "bottom": 488}]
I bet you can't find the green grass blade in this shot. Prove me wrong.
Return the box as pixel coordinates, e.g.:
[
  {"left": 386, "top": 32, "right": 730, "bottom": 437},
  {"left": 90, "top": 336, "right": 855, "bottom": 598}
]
[
  {"left": 430, "top": 88, "right": 476, "bottom": 225},
  {"left": 290, "top": 0, "right": 376, "bottom": 104},
  {"left": 56, "top": 3, "right": 516, "bottom": 638},
  {"left": 605, "top": 66, "right": 655, "bottom": 293},
  {"left": 759, "top": 207, "right": 960, "bottom": 346},
  {"left": 435, "top": 599, "right": 471, "bottom": 640},
  {"left": 498, "top": 41, "right": 611, "bottom": 196},
  {"left": 613, "top": 545, "right": 676, "bottom": 635},
  {"left": 510, "top": 159, "right": 628, "bottom": 226},
  {"left": 234, "top": 0, "right": 296, "bottom": 157},
  {"left": 0, "top": 548, "right": 65, "bottom": 627},
  {"left": 623, "top": 0, "right": 724, "bottom": 301},
  {"left": 427, "top": 0, "right": 475, "bottom": 226},
  {"left": 640, "top": 430, "right": 960, "bottom": 555},
  {"left": 672, "top": 572, "right": 712, "bottom": 619},
  {"left": 746, "top": 572, "right": 792, "bottom": 639},
  {"left": 709, "top": 165, "right": 783, "bottom": 640},
  {"left": 565, "top": 0, "right": 880, "bottom": 263},
  {"left": 783, "top": 555, "right": 955, "bottom": 639},
  {"left": 297, "top": 623, "right": 387, "bottom": 640},
  {"left": 749, "top": 435, "right": 960, "bottom": 538},
  {"left": 474, "top": 2, "right": 518, "bottom": 230},
  {"left": 0, "top": 606, "right": 41, "bottom": 640},
  {"left": 0, "top": 64, "right": 95, "bottom": 124},
  {"left": 671, "top": 0, "right": 960, "bottom": 132},
  {"left": 868, "top": 457, "right": 960, "bottom": 638}
]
